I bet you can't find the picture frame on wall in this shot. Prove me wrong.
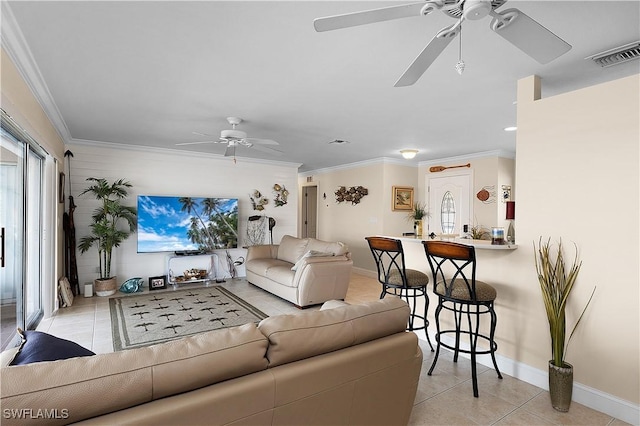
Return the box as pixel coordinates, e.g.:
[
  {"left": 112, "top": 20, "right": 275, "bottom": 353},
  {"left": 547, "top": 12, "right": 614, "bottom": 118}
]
[
  {"left": 149, "top": 275, "right": 167, "bottom": 291},
  {"left": 392, "top": 186, "right": 414, "bottom": 211}
]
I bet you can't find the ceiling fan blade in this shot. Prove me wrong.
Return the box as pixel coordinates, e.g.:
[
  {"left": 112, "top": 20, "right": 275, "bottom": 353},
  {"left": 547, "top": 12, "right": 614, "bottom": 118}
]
[
  {"left": 175, "top": 140, "right": 216, "bottom": 146},
  {"left": 251, "top": 144, "right": 284, "bottom": 156},
  {"left": 245, "top": 138, "right": 279, "bottom": 146},
  {"left": 490, "top": 8, "right": 571, "bottom": 64},
  {"left": 314, "top": 2, "right": 427, "bottom": 32},
  {"left": 394, "top": 24, "right": 460, "bottom": 87},
  {"left": 192, "top": 131, "right": 215, "bottom": 137}
]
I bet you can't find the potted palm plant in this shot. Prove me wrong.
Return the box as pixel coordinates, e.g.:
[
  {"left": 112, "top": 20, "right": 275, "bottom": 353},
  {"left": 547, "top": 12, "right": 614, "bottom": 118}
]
[
  {"left": 78, "top": 178, "right": 137, "bottom": 296},
  {"left": 534, "top": 237, "right": 595, "bottom": 412},
  {"left": 407, "top": 202, "right": 428, "bottom": 237}
]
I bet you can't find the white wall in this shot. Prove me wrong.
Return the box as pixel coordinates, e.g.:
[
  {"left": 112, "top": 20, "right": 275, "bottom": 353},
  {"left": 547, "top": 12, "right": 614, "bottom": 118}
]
[
  {"left": 299, "top": 159, "right": 418, "bottom": 273},
  {"left": 300, "top": 74, "right": 639, "bottom": 422},
  {"left": 418, "top": 154, "right": 516, "bottom": 236},
  {"left": 514, "top": 74, "right": 639, "bottom": 410},
  {"left": 67, "top": 142, "right": 299, "bottom": 288},
  {"left": 1, "top": 47, "right": 64, "bottom": 318}
]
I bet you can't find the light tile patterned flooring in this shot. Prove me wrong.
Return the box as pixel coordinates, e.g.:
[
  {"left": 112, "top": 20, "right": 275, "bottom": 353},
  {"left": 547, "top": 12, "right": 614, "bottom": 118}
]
[{"left": 37, "top": 273, "right": 625, "bottom": 425}]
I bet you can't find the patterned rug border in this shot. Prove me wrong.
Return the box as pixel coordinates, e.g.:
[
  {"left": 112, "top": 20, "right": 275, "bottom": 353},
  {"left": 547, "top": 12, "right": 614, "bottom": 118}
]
[{"left": 109, "top": 285, "right": 268, "bottom": 351}]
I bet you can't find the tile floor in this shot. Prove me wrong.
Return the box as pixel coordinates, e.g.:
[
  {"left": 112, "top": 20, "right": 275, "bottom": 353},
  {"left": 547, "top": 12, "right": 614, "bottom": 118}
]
[{"left": 37, "top": 273, "right": 625, "bottom": 426}]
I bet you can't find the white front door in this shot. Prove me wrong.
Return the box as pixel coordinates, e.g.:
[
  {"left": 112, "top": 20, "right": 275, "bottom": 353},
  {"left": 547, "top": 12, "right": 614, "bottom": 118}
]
[{"left": 427, "top": 172, "right": 472, "bottom": 237}]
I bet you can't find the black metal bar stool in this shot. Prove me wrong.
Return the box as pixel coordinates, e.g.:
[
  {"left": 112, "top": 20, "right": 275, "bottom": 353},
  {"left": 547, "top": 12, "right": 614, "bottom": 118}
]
[
  {"left": 366, "top": 236, "right": 434, "bottom": 351},
  {"left": 422, "top": 240, "right": 502, "bottom": 397}
]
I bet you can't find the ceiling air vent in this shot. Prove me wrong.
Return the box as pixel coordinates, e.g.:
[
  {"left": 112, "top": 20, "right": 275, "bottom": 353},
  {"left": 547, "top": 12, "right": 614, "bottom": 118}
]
[{"left": 586, "top": 41, "right": 640, "bottom": 68}]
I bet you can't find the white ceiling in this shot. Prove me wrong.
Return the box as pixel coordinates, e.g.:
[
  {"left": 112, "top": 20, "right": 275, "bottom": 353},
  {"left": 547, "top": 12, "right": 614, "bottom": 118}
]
[{"left": 3, "top": 1, "right": 639, "bottom": 172}]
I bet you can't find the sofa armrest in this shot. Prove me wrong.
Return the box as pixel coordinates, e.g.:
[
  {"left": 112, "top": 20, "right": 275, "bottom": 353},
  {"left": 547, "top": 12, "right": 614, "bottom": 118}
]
[
  {"left": 293, "top": 256, "right": 353, "bottom": 285},
  {"left": 292, "top": 255, "right": 354, "bottom": 306},
  {"left": 246, "top": 245, "right": 279, "bottom": 262}
]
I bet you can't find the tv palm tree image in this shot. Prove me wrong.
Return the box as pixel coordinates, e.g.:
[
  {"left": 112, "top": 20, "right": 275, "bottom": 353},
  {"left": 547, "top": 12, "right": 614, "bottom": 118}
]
[{"left": 137, "top": 195, "right": 238, "bottom": 253}]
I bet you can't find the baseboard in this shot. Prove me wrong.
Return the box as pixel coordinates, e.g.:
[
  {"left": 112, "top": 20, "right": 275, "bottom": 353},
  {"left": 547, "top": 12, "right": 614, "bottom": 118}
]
[
  {"left": 416, "top": 332, "right": 640, "bottom": 425},
  {"left": 352, "top": 267, "right": 376, "bottom": 279}
]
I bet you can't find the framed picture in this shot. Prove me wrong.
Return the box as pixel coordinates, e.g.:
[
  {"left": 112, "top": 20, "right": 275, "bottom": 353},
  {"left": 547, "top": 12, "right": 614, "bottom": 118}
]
[
  {"left": 392, "top": 186, "right": 414, "bottom": 211},
  {"left": 149, "top": 275, "right": 167, "bottom": 291},
  {"left": 59, "top": 172, "right": 65, "bottom": 203}
]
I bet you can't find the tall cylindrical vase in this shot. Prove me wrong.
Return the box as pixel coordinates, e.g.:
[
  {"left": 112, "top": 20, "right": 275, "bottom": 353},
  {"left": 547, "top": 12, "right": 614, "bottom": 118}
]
[
  {"left": 414, "top": 220, "right": 423, "bottom": 237},
  {"left": 549, "top": 361, "right": 573, "bottom": 412}
]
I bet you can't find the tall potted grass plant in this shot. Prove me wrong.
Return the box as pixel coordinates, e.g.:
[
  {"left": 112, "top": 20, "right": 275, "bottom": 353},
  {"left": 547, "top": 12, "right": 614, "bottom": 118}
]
[
  {"left": 78, "top": 178, "right": 137, "bottom": 296},
  {"left": 534, "top": 237, "right": 595, "bottom": 412}
]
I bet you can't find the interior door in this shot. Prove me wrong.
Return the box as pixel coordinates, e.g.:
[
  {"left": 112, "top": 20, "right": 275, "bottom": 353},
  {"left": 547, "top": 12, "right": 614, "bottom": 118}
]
[
  {"left": 301, "top": 186, "right": 317, "bottom": 238},
  {"left": 427, "top": 172, "right": 472, "bottom": 236}
]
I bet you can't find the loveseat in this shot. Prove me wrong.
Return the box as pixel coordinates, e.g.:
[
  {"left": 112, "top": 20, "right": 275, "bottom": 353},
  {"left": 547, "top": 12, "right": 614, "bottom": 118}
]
[
  {"left": 1, "top": 297, "right": 422, "bottom": 425},
  {"left": 245, "top": 235, "right": 353, "bottom": 307}
]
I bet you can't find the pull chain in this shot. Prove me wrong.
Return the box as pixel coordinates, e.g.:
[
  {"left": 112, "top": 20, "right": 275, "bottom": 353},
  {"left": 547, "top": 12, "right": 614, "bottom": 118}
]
[{"left": 455, "top": 23, "right": 465, "bottom": 75}]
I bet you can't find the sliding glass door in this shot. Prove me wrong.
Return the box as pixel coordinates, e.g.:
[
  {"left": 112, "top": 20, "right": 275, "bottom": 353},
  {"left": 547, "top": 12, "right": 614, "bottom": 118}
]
[
  {"left": 1, "top": 122, "right": 44, "bottom": 350},
  {"left": 25, "top": 148, "right": 43, "bottom": 326}
]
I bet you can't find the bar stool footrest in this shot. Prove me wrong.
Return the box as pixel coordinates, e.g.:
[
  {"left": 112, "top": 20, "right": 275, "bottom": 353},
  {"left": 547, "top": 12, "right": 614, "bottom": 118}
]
[{"left": 435, "top": 330, "right": 498, "bottom": 356}]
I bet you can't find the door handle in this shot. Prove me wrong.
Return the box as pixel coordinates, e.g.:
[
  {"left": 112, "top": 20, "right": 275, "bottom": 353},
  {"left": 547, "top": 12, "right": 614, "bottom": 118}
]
[{"left": 1, "top": 227, "right": 5, "bottom": 268}]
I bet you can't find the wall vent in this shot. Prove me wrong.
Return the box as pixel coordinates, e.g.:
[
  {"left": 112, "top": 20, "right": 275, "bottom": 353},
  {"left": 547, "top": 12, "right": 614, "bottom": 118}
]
[{"left": 586, "top": 41, "right": 640, "bottom": 68}]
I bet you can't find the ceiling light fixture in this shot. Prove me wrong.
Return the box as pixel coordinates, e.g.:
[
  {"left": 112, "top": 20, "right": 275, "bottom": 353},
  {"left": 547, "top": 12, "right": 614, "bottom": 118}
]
[
  {"left": 400, "top": 149, "right": 418, "bottom": 159},
  {"left": 504, "top": 126, "right": 517, "bottom": 132}
]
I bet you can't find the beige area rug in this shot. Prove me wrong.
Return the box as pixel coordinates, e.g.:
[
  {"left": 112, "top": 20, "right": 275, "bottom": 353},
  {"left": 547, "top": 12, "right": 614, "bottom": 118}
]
[{"left": 109, "top": 286, "right": 267, "bottom": 351}]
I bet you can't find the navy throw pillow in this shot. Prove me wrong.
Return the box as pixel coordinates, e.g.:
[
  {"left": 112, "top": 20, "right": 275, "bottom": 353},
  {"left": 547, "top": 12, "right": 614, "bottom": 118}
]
[{"left": 10, "top": 329, "right": 95, "bottom": 365}]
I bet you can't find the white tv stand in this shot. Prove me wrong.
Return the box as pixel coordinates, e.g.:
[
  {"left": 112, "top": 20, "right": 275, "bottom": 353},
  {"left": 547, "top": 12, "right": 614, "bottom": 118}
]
[{"left": 166, "top": 253, "right": 220, "bottom": 286}]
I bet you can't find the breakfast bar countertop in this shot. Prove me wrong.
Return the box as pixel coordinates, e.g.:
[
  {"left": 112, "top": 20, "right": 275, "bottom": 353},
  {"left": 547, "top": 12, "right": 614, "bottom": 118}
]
[{"left": 384, "top": 235, "right": 518, "bottom": 250}]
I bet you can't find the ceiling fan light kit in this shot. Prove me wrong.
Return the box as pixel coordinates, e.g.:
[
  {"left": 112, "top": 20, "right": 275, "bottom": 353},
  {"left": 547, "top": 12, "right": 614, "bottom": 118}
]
[
  {"left": 220, "top": 129, "right": 247, "bottom": 140},
  {"left": 221, "top": 117, "right": 247, "bottom": 141},
  {"left": 314, "top": 0, "right": 572, "bottom": 86}
]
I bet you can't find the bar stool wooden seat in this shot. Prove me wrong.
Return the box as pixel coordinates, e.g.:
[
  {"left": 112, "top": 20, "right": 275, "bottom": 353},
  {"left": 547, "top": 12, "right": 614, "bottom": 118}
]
[
  {"left": 366, "top": 236, "right": 434, "bottom": 351},
  {"left": 422, "top": 240, "right": 502, "bottom": 397}
]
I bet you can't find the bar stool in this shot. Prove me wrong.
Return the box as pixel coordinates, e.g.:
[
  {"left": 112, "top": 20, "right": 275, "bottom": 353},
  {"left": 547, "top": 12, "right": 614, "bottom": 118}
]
[
  {"left": 422, "top": 240, "right": 502, "bottom": 397},
  {"left": 365, "top": 236, "right": 434, "bottom": 351}
]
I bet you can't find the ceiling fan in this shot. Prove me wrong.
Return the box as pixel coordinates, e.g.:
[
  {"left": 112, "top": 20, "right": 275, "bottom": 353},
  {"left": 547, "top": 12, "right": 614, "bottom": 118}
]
[
  {"left": 176, "top": 117, "right": 282, "bottom": 158},
  {"left": 313, "top": 0, "right": 571, "bottom": 86}
]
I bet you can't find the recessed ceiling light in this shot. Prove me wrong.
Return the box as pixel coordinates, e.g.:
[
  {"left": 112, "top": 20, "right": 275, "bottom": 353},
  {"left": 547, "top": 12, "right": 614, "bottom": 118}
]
[
  {"left": 328, "top": 139, "right": 349, "bottom": 145},
  {"left": 504, "top": 126, "right": 517, "bottom": 132}
]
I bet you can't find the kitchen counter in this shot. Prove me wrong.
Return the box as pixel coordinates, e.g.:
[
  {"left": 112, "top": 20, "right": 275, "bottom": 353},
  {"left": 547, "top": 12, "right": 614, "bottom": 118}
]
[{"left": 387, "top": 235, "right": 518, "bottom": 250}]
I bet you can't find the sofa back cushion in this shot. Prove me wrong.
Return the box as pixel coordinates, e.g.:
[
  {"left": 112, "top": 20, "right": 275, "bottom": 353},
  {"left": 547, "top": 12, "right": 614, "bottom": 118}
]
[
  {"left": 258, "top": 297, "right": 409, "bottom": 367},
  {"left": 0, "top": 323, "right": 268, "bottom": 425},
  {"left": 277, "top": 235, "right": 309, "bottom": 264},
  {"left": 149, "top": 323, "right": 269, "bottom": 399}
]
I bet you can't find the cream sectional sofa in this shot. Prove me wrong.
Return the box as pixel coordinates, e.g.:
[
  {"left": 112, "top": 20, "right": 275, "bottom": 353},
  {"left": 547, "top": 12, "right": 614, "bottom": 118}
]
[
  {"left": 245, "top": 235, "right": 353, "bottom": 307},
  {"left": 1, "top": 297, "right": 422, "bottom": 426}
]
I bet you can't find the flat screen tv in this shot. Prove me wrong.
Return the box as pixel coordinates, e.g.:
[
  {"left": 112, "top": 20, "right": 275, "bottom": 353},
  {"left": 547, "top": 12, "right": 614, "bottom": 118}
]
[{"left": 137, "top": 195, "right": 238, "bottom": 253}]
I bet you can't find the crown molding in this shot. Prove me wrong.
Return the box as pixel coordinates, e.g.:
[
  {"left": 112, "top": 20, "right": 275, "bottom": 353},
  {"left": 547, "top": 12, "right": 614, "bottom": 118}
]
[
  {"left": 1, "top": 2, "right": 71, "bottom": 143},
  {"left": 300, "top": 150, "right": 514, "bottom": 176},
  {"left": 299, "top": 157, "right": 418, "bottom": 177},
  {"left": 419, "top": 149, "right": 515, "bottom": 166},
  {"left": 68, "top": 138, "right": 303, "bottom": 169}
]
